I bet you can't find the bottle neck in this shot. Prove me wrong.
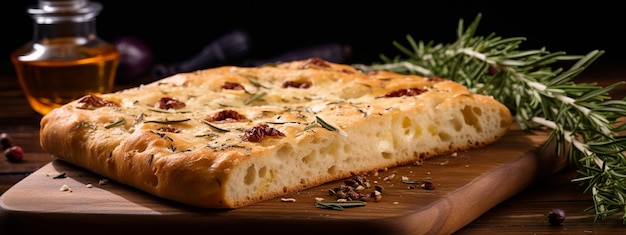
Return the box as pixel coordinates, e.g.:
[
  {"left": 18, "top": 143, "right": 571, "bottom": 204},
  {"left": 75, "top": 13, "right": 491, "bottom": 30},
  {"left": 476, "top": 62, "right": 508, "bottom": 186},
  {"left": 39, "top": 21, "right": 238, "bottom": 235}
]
[
  {"left": 27, "top": 0, "right": 103, "bottom": 43},
  {"left": 31, "top": 17, "right": 98, "bottom": 43}
]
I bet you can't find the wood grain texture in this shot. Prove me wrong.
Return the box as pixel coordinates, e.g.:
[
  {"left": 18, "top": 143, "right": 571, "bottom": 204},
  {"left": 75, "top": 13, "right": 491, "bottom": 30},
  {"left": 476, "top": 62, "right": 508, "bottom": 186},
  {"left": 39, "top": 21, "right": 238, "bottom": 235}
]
[{"left": 0, "top": 125, "right": 567, "bottom": 235}]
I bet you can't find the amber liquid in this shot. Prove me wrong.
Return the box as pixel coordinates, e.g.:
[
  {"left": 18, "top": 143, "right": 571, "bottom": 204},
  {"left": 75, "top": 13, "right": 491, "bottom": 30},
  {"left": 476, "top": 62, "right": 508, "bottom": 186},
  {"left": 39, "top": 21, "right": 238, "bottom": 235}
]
[{"left": 11, "top": 39, "right": 119, "bottom": 115}]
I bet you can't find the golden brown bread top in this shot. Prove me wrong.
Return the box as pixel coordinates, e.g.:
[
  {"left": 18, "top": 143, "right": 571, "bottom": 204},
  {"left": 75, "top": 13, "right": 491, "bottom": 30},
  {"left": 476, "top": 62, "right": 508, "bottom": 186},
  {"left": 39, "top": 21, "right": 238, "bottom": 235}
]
[{"left": 40, "top": 58, "right": 514, "bottom": 208}]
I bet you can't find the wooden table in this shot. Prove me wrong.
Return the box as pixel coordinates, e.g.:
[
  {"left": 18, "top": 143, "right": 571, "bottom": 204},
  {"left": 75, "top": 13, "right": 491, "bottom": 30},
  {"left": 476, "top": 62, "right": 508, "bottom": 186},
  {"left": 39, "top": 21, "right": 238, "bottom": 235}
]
[{"left": 1, "top": 62, "right": 625, "bottom": 234}]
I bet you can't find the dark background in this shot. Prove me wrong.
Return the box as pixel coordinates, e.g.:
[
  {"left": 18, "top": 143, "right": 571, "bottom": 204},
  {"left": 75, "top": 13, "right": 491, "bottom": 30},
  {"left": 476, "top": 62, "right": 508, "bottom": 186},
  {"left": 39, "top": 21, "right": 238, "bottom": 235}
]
[{"left": 2, "top": 1, "right": 625, "bottom": 81}]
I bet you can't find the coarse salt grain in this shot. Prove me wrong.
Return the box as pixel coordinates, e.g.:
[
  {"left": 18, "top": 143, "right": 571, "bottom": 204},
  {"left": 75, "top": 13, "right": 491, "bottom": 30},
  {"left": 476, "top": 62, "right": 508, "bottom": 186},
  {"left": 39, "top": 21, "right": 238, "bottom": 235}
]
[{"left": 60, "top": 184, "right": 71, "bottom": 192}]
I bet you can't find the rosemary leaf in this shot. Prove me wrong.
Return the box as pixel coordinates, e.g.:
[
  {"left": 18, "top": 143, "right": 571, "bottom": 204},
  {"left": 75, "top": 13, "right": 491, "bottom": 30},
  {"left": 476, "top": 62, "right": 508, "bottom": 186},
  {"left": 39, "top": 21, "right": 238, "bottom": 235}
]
[
  {"left": 245, "top": 91, "right": 266, "bottom": 105},
  {"left": 315, "top": 116, "right": 348, "bottom": 137},
  {"left": 145, "top": 118, "right": 191, "bottom": 124},
  {"left": 147, "top": 107, "right": 192, "bottom": 114},
  {"left": 358, "top": 13, "right": 626, "bottom": 224},
  {"left": 104, "top": 118, "right": 126, "bottom": 129},
  {"left": 201, "top": 119, "right": 230, "bottom": 132},
  {"left": 315, "top": 201, "right": 366, "bottom": 210}
]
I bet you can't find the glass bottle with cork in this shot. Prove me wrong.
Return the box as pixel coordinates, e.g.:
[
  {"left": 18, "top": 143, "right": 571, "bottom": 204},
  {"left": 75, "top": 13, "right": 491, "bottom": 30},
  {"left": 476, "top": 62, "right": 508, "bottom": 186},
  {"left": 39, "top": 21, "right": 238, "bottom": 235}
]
[{"left": 11, "top": 0, "right": 119, "bottom": 115}]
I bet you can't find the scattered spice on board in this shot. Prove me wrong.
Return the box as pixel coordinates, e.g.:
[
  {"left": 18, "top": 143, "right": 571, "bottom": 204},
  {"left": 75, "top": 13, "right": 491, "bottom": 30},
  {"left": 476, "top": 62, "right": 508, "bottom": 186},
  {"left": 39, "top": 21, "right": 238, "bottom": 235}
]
[
  {"left": 1, "top": 132, "right": 24, "bottom": 162},
  {"left": 546, "top": 209, "right": 566, "bottom": 226},
  {"left": 59, "top": 184, "right": 72, "bottom": 192},
  {"left": 280, "top": 198, "right": 296, "bottom": 202},
  {"left": 315, "top": 201, "right": 367, "bottom": 211},
  {"left": 52, "top": 172, "right": 67, "bottom": 179}
]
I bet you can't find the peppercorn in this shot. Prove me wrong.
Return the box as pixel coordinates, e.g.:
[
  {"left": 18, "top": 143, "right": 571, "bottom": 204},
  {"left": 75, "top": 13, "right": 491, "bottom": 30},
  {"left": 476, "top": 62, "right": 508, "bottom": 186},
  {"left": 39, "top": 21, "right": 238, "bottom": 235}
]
[
  {"left": 0, "top": 133, "right": 11, "bottom": 149},
  {"left": 546, "top": 208, "right": 566, "bottom": 226},
  {"left": 422, "top": 181, "right": 436, "bottom": 190},
  {"left": 1, "top": 132, "right": 25, "bottom": 162},
  {"left": 4, "top": 146, "right": 24, "bottom": 162}
]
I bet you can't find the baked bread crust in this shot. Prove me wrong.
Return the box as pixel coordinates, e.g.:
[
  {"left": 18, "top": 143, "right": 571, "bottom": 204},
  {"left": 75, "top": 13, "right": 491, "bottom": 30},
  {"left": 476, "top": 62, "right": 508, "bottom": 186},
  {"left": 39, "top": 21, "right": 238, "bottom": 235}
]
[{"left": 40, "top": 58, "right": 513, "bottom": 208}]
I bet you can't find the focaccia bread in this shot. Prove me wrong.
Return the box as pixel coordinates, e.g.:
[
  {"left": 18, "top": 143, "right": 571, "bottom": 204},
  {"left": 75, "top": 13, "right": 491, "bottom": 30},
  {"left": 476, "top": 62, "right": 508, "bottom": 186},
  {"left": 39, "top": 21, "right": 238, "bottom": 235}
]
[{"left": 40, "top": 57, "right": 513, "bottom": 208}]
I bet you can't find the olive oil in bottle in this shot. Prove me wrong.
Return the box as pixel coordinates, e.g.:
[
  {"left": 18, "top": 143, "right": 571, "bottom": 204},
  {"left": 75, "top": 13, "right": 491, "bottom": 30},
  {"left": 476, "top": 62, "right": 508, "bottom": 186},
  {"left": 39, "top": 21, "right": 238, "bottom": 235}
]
[{"left": 11, "top": 0, "right": 119, "bottom": 115}]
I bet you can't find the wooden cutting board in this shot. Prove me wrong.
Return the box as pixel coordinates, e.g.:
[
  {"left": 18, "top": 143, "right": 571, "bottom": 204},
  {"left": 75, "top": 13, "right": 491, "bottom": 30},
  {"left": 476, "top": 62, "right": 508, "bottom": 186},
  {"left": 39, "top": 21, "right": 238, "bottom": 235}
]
[{"left": 0, "top": 125, "right": 566, "bottom": 235}]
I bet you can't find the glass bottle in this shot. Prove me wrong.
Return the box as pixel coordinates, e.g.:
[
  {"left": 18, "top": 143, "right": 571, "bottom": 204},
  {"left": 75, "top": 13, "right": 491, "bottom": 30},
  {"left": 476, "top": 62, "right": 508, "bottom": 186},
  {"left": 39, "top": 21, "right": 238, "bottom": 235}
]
[{"left": 11, "top": 0, "right": 119, "bottom": 115}]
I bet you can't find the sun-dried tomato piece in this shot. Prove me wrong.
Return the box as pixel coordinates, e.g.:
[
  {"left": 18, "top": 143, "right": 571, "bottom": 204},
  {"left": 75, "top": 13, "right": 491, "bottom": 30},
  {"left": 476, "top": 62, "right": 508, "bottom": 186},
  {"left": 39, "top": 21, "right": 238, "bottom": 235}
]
[
  {"left": 157, "top": 126, "right": 181, "bottom": 133},
  {"left": 376, "top": 88, "right": 424, "bottom": 98},
  {"left": 205, "top": 109, "right": 249, "bottom": 123},
  {"left": 425, "top": 76, "right": 446, "bottom": 82},
  {"left": 282, "top": 80, "right": 311, "bottom": 89},
  {"left": 75, "top": 95, "right": 119, "bottom": 109},
  {"left": 241, "top": 124, "right": 285, "bottom": 142},
  {"left": 221, "top": 81, "right": 245, "bottom": 90},
  {"left": 339, "top": 68, "right": 355, "bottom": 74},
  {"left": 366, "top": 70, "right": 380, "bottom": 75},
  {"left": 155, "top": 97, "right": 186, "bottom": 110},
  {"left": 300, "top": 57, "right": 331, "bottom": 68}
]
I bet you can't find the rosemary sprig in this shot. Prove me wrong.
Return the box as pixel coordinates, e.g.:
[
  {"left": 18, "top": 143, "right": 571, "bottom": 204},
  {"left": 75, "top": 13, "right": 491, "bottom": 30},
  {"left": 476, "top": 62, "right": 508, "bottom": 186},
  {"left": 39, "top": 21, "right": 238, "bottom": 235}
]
[{"left": 356, "top": 13, "right": 626, "bottom": 223}]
